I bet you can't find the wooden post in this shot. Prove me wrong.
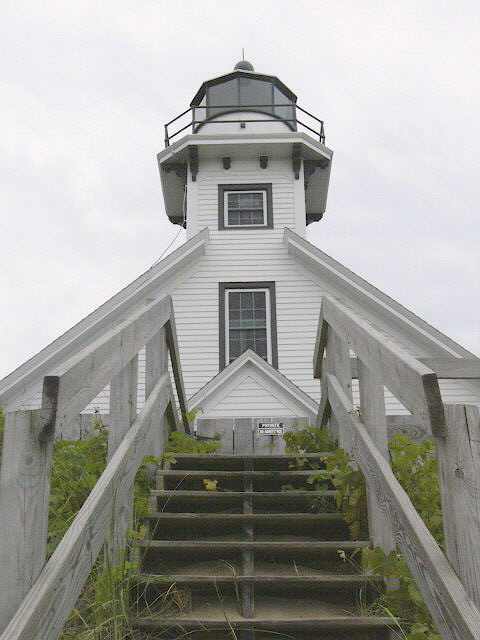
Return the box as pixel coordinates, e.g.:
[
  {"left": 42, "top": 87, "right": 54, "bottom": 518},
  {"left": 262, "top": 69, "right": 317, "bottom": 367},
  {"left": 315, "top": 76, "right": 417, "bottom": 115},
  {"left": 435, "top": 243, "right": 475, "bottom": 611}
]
[
  {"left": 358, "top": 360, "right": 396, "bottom": 554},
  {"left": 437, "top": 404, "right": 480, "bottom": 608},
  {"left": 0, "top": 411, "right": 53, "bottom": 632},
  {"left": 325, "top": 329, "right": 352, "bottom": 449},
  {"left": 146, "top": 327, "right": 168, "bottom": 459},
  {"left": 0, "top": 377, "right": 57, "bottom": 633},
  {"left": 107, "top": 356, "right": 138, "bottom": 561}
]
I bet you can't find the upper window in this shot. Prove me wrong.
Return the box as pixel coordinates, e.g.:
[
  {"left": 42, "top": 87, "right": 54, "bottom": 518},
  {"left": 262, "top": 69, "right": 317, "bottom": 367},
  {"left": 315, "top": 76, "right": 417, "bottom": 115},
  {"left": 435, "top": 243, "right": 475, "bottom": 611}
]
[
  {"left": 218, "top": 184, "right": 273, "bottom": 230},
  {"left": 225, "top": 190, "right": 267, "bottom": 227}
]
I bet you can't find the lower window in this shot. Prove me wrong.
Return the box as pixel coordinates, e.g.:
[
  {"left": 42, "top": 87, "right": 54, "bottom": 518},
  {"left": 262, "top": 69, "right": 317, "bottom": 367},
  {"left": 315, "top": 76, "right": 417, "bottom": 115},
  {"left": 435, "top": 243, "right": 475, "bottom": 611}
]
[{"left": 219, "top": 282, "right": 278, "bottom": 369}]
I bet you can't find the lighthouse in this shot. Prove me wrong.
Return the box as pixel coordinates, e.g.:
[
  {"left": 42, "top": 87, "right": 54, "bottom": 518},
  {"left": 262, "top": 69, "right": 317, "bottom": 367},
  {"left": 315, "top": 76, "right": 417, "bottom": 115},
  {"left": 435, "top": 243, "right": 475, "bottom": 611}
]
[{"left": 1, "top": 60, "right": 478, "bottom": 448}]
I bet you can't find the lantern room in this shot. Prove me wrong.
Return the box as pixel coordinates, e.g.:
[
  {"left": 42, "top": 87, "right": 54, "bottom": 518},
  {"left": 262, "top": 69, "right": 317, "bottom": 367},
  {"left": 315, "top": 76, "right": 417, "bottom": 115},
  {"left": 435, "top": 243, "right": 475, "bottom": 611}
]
[{"left": 190, "top": 61, "right": 297, "bottom": 136}]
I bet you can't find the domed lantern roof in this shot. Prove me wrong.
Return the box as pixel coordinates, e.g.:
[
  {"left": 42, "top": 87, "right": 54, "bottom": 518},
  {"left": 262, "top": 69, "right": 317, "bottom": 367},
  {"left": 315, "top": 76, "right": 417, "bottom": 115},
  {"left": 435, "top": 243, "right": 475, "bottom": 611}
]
[{"left": 190, "top": 61, "right": 297, "bottom": 132}]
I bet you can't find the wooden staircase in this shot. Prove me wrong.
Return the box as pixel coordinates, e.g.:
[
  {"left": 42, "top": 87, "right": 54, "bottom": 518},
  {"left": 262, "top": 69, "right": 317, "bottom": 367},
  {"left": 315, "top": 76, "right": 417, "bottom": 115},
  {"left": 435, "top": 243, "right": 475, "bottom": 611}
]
[{"left": 130, "top": 453, "right": 397, "bottom": 639}]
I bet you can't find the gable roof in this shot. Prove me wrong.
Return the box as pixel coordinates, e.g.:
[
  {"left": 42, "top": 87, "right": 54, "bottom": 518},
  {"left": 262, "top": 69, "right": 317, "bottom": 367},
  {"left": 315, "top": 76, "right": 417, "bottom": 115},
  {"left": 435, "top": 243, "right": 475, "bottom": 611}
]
[
  {"left": 188, "top": 349, "right": 318, "bottom": 420},
  {"left": 0, "top": 228, "right": 210, "bottom": 411},
  {"left": 284, "top": 228, "right": 476, "bottom": 359}
]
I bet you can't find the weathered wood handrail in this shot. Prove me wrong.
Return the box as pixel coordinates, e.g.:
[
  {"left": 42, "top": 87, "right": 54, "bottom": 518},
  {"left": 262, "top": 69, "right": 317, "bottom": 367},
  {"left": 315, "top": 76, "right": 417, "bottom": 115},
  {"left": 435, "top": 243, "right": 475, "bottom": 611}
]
[
  {"left": 0, "top": 294, "right": 188, "bottom": 636},
  {"left": 314, "top": 294, "right": 480, "bottom": 640},
  {"left": 315, "top": 295, "right": 447, "bottom": 436}
]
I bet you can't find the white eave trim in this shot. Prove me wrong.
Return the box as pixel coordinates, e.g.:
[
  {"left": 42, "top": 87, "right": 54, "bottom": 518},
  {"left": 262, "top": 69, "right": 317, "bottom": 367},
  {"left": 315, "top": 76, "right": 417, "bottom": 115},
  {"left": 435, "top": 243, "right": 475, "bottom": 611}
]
[
  {"left": 157, "top": 132, "right": 332, "bottom": 164},
  {"left": 189, "top": 348, "right": 318, "bottom": 420},
  {"left": 0, "top": 228, "right": 210, "bottom": 407},
  {"left": 284, "top": 228, "right": 475, "bottom": 359}
]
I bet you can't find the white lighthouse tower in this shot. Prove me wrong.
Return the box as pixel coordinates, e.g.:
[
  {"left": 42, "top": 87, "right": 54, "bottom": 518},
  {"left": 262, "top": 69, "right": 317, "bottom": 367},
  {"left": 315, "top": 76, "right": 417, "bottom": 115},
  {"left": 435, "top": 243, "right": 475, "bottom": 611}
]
[{"left": 157, "top": 60, "right": 333, "bottom": 450}]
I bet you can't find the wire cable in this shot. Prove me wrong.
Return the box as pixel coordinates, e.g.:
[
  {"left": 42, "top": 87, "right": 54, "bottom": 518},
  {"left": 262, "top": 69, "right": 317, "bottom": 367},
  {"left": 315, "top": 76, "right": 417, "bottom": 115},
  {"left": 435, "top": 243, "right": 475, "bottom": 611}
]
[{"left": 150, "top": 184, "right": 187, "bottom": 269}]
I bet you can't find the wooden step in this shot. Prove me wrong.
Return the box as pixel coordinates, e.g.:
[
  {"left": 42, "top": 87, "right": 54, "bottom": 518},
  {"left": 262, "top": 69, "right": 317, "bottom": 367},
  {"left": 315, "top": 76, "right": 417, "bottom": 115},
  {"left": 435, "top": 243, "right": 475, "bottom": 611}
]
[
  {"left": 131, "top": 608, "right": 395, "bottom": 632},
  {"left": 157, "top": 470, "right": 333, "bottom": 477},
  {"left": 151, "top": 490, "right": 337, "bottom": 498},
  {"left": 168, "top": 452, "right": 334, "bottom": 472},
  {"left": 146, "top": 512, "right": 344, "bottom": 522},
  {"left": 133, "top": 573, "right": 382, "bottom": 587},
  {"left": 139, "top": 540, "right": 367, "bottom": 551}
]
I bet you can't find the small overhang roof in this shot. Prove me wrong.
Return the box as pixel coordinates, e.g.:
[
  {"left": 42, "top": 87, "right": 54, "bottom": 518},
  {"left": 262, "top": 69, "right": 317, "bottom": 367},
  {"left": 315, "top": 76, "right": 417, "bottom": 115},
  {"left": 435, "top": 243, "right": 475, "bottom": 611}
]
[
  {"left": 188, "top": 348, "right": 318, "bottom": 420},
  {"left": 157, "top": 132, "right": 332, "bottom": 165}
]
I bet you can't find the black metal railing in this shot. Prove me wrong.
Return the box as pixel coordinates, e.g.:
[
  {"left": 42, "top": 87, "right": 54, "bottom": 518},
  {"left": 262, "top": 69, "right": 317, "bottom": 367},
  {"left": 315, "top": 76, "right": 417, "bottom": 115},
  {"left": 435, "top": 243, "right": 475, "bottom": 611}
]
[{"left": 164, "top": 104, "right": 325, "bottom": 147}]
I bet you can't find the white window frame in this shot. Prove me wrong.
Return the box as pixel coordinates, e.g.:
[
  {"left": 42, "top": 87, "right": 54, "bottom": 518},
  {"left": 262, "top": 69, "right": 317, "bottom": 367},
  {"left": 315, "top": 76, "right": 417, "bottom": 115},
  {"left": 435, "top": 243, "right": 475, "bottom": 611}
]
[
  {"left": 223, "top": 190, "right": 268, "bottom": 228},
  {"left": 224, "top": 287, "right": 272, "bottom": 366}
]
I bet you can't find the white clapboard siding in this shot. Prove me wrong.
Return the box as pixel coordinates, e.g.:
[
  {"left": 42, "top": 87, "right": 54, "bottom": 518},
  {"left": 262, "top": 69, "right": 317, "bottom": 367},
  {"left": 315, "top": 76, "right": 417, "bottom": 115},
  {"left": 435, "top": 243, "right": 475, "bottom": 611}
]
[{"left": 203, "top": 376, "right": 297, "bottom": 418}]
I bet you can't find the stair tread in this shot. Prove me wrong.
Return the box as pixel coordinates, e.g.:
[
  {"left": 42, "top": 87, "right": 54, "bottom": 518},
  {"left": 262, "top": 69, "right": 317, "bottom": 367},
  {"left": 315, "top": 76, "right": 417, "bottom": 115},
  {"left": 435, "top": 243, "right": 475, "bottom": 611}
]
[
  {"left": 147, "top": 512, "right": 343, "bottom": 520},
  {"left": 140, "top": 539, "right": 367, "bottom": 549},
  {"left": 158, "top": 469, "right": 332, "bottom": 477},
  {"left": 134, "top": 573, "right": 380, "bottom": 584},
  {"left": 132, "top": 594, "right": 393, "bottom": 624},
  {"left": 170, "top": 453, "right": 333, "bottom": 460},
  {"left": 151, "top": 489, "right": 337, "bottom": 496}
]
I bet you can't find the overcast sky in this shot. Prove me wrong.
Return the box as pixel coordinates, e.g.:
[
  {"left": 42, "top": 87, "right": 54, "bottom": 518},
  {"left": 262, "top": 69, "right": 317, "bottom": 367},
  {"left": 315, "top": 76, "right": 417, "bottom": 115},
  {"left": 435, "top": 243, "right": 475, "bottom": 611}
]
[{"left": 1, "top": 0, "right": 479, "bottom": 379}]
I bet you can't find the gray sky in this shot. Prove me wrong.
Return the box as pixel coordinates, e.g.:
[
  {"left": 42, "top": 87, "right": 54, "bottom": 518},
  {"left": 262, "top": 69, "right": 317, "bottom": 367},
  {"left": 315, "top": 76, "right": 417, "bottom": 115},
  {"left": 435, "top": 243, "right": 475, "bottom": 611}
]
[{"left": 1, "top": 0, "right": 479, "bottom": 379}]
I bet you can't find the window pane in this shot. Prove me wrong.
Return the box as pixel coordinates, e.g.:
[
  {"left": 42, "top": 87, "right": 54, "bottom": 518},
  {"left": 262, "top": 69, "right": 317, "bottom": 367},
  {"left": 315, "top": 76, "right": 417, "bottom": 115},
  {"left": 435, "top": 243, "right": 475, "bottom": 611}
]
[
  {"left": 229, "top": 292, "right": 241, "bottom": 309},
  {"left": 228, "top": 212, "right": 240, "bottom": 225},
  {"left": 229, "top": 340, "right": 241, "bottom": 360},
  {"left": 240, "top": 291, "right": 253, "bottom": 309},
  {"left": 228, "top": 193, "right": 240, "bottom": 207},
  {"left": 254, "top": 292, "right": 266, "bottom": 308},
  {"left": 255, "top": 340, "right": 267, "bottom": 359},
  {"left": 237, "top": 211, "right": 250, "bottom": 225},
  {"left": 254, "top": 308, "right": 266, "bottom": 321}
]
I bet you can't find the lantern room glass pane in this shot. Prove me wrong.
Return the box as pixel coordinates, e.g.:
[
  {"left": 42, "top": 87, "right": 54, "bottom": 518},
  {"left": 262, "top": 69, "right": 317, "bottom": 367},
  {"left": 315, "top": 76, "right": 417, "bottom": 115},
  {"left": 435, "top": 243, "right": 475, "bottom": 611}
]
[
  {"left": 239, "top": 77, "right": 273, "bottom": 112},
  {"left": 274, "top": 86, "right": 295, "bottom": 125},
  {"left": 207, "top": 79, "right": 238, "bottom": 118}
]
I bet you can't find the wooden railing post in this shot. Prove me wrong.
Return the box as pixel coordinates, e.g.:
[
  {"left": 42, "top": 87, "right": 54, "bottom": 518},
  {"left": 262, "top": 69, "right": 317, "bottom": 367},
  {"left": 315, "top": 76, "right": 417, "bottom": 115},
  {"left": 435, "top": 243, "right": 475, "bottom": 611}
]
[
  {"left": 325, "top": 329, "right": 352, "bottom": 449},
  {"left": 107, "top": 355, "right": 138, "bottom": 560},
  {"left": 437, "top": 404, "right": 480, "bottom": 609},
  {"left": 0, "top": 378, "right": 57, "bottom": 633},
  {"left": 146, "top": 326, "right": 168, "bottom": 458},
  {"left": 358, "top": 360, "right": 396, "bottom": 554},
  {"left": 0, "top": 411, "right": 51, "bottom": 632}
]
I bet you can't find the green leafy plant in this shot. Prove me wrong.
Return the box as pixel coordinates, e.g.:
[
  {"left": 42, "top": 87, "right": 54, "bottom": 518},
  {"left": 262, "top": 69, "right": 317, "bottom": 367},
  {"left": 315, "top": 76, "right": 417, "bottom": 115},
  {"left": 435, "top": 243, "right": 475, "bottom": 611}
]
[
  {"left": 362, "top": 547, "right": 441, "bottom": 640},
  {"left": 166, "top": 430, "right": 221, "bottom": 456},
  {"left": 323, "top": 448, "right": 368, "bottom": 540},
  {"left": 283, "top": 424, "right": 336, "bottom": 455},
  {"left": 49, "top": 418, "right": 109, "bottom": 555},
  {"left": 389, "top": 435, "right": 443, "bottom": 546}
]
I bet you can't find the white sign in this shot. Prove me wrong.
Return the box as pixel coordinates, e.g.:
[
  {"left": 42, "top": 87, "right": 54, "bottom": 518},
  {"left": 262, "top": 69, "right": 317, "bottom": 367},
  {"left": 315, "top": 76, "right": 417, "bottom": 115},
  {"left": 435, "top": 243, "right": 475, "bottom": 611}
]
[{"left": 258, "top": 422, "right": 284, "bottom": 436}]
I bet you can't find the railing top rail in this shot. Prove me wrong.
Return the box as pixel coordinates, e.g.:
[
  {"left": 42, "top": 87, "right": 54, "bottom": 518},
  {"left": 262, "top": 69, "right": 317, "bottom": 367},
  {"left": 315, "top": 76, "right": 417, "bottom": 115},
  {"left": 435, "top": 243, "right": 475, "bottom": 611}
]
[
  {"left": 10, "top": 294, "right": 190, "bottom": 435},
  {"left": 43, "top": 295, "right": 171, "bottom": 434},
  {"left": 314, "top": 295, "right": 446, "bottom": 436},
  {"left": 164, "top": 103, "right": 326, "bottom": 147}
]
